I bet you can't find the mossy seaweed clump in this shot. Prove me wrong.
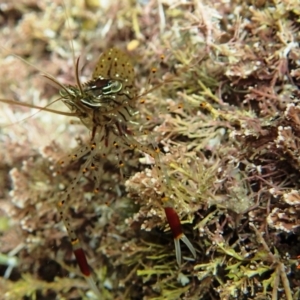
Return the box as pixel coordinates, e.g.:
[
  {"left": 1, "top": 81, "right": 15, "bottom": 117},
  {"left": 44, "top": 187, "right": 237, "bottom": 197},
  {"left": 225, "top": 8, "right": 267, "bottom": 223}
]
[{"left": 0, "top": 0, "right": 300, "bottom": 299}]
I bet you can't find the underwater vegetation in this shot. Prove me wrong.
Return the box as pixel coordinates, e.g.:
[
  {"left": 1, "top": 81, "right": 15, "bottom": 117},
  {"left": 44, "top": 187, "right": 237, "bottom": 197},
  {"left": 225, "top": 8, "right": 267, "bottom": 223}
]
[{"left": 0, "top": 0, "right": 300, "bottom": 299}]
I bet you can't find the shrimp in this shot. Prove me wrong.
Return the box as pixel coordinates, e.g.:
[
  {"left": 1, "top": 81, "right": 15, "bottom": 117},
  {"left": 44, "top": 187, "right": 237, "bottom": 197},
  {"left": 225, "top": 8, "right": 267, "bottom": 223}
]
[
  {"left": 0, "top": 5, "right": 195, "bottom": 297},
  {"left": 55, "top": 47, "right": 196, "bottom": 295}
]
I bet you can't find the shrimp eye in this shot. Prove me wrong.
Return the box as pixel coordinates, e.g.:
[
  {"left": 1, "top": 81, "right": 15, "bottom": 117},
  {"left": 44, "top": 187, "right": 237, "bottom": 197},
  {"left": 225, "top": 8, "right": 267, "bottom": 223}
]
[
  {"left": 102, "top": 80, "right": 122, "bottom": 94},
  {"left": 80, "top": 79, "right": 123, "bottom": 108}
]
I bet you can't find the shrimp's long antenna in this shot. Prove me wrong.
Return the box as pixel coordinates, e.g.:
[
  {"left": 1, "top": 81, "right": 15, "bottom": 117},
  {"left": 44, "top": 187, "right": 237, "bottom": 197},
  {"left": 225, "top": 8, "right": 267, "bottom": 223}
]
[
  {"left": 75, "top": 56, "right": 84, "bottom": 95},
  {"left": 0, "top": 98, "right": 77, "bottom": 117},
  {"left": 0, "top": 46, "right": 71, "bottom": 95},
  {"left": 62, "top": 1, "right": 84, "bottom": 96}
]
